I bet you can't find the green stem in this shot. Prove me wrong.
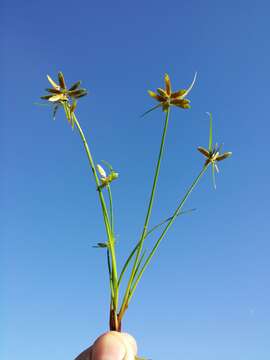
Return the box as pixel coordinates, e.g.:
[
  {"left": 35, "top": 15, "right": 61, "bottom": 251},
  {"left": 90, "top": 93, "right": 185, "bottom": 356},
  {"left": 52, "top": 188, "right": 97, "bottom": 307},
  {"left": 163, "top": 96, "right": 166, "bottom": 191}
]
[
  {"left": 107, "top": 185, "right": 118, "bottom": 306},
  {"left": 107, "top": 249, "right": 114, "bottom": 299},
  {"left": 72, "top": 113, "right": 118, "bottom": 311},
  {"left": 72, "top": 114, "right": 109, "bottom": 224},
  {"left": 128, "top": 165, "right": 209, "bottom": 303},
  {"left": 108, "top": 185, "right": 114, "bottom": 234},
  {"left": 118, "top": 108, "right": 170, "bottom": 321}
]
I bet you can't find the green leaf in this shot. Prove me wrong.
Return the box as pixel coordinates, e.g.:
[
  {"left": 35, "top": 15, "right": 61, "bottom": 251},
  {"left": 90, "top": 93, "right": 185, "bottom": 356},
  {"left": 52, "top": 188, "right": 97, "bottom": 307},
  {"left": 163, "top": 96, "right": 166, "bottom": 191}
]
[
  {"left": 207, "top": 112, "right": 213, "bottom": 151},
  {"left": 141, "top": 103, "right": 163, "bottom": 117}
]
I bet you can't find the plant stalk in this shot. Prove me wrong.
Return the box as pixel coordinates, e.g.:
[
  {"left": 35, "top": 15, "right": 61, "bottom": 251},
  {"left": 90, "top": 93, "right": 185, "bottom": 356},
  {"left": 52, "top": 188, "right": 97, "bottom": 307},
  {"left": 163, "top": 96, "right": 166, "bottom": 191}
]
[
  {"left": 72, "top": 113, "right": 119, "bottom": 319},
  {"left": 118, "top": 108, "right": 170, "bottom": 321},
  {"left": 128, "top": 164, "right": 210, "bottom": 303}
]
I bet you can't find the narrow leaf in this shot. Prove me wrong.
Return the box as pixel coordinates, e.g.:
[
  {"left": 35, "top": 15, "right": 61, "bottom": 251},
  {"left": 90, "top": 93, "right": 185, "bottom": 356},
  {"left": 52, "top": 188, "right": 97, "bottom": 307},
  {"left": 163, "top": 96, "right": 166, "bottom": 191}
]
[
  {"left": 206, "top": 112, "right": 213, "bottom": 151},
  {"left": 141, "top": 103, "right": 163, "bottom": 117}
]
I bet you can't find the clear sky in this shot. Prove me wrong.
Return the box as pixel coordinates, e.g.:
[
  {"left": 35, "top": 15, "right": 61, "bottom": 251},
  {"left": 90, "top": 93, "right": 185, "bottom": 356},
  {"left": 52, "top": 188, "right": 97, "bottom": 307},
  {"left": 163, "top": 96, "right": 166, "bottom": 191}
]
[{"left": 2, "top": 0, "right": 270, "bottom": 359}]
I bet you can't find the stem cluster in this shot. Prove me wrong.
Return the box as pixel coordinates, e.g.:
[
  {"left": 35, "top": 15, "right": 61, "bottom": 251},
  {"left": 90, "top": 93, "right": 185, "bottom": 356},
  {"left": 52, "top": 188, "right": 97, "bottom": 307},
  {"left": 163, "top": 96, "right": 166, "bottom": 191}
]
[{"left": 71, "top": 108, "right": 208, "bottom": 331}]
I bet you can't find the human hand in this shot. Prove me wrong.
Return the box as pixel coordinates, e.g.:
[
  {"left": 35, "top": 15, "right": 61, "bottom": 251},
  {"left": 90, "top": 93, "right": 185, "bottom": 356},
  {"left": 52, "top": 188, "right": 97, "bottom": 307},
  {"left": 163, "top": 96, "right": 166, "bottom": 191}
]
[{"left": 74, "top": 331, "right": 137, "bottom": 360}]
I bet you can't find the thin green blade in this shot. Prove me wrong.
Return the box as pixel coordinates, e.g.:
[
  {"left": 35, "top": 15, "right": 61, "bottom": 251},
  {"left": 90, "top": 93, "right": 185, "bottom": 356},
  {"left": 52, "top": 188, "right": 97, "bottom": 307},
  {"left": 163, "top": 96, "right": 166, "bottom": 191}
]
[
  {"left": 206, "top": 112, "right": 213, "bottom": 151},
  {"left": 141, "top": 103, "right": 163, "bottom": 117}
]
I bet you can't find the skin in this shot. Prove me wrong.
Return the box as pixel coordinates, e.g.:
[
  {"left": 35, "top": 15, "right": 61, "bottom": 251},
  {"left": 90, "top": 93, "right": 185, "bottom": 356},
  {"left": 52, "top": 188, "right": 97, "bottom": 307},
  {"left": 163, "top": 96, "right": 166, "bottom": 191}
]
[{"left": 74, "top": 332, "right": 137, "bottom": 360}]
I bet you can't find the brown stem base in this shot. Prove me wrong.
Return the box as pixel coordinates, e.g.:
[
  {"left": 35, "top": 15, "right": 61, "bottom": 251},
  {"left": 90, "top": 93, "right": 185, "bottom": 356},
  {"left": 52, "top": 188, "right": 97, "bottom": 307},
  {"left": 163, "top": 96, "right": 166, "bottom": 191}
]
[{"left": 109, "top": 309, "right": 122, "bottom": 332}]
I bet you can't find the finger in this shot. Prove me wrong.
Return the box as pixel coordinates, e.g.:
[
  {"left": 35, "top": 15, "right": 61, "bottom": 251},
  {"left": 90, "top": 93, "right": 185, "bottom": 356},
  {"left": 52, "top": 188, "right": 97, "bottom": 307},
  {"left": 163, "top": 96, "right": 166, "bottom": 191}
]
[
  {"left": 91, "top": 331, "right": 137, "bottom": 360},
  {"left": 111, "top": 332, "right": 137, "bottom": 360}
]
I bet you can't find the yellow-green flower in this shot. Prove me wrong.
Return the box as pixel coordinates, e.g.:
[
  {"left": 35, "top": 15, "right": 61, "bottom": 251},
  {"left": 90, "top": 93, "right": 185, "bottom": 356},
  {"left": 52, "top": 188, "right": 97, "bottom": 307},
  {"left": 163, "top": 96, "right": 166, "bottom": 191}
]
[
  {"left": 198, "top": 113, "right": 232, "bottom": 188},
  {"left": 96, "top": 163, "right": 119, "bottom": 189},
  {"left": 147, "top": 73, "right": 197, "bottom": 112},
  {"left": 41, "top": 72, "right": 87, "bottom": 103}
]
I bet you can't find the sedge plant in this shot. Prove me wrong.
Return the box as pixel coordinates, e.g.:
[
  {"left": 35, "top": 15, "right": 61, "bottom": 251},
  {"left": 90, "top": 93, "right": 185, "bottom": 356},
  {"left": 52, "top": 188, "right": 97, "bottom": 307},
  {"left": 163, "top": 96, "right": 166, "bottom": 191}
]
[{"left": 40, "top": 72, "right": 232, "bottom": 334}]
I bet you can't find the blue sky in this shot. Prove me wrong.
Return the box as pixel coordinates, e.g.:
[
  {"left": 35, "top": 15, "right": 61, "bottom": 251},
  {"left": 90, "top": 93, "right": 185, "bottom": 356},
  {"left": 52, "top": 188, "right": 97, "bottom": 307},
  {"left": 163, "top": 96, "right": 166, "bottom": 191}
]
[{"left": 2, "top": 0, "right": 270, "bottom": 359}]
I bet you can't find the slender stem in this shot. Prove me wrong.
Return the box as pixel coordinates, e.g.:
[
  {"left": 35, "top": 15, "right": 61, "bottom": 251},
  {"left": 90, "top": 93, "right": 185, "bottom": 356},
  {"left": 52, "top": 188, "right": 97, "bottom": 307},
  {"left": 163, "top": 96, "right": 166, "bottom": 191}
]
[
  {"left": 72, "top": 114, "right": 109, "bottom": 225},
  {"left": 107, "top": 249, "right": 114, "bottom": 299},
  {"left": 118, "top": 108, "right": 170, "bottom": 320},
  {"left": 108, "top": 185, "right": 114, "bottom": 234},
  {"left": 106, "top": 185, "right": 118, "bottom": 309},
  {"left": 72, "top": 113, "right": 118, "bottom": 311},
  {"left": 128, "top": 165, "right": 209, "bottom": 303}
]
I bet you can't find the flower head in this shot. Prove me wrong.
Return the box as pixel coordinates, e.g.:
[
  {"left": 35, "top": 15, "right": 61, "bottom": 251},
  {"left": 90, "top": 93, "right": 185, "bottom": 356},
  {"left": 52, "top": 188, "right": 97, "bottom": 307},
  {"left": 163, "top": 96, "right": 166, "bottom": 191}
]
[
  {"left": 96, "top": 162, "right": 119, "bottom": 189},
  {"left": 40, "top": 72, "right": 88, "bottom": 126},
  {"left": 41, "top": 72, "right": 87, "bottom": 102},
  {"left": 145, "top": 72, "right": 197, "bottom": 115},
  {"left": 198, "top": 113, "right": 232, "bottom": 188}
]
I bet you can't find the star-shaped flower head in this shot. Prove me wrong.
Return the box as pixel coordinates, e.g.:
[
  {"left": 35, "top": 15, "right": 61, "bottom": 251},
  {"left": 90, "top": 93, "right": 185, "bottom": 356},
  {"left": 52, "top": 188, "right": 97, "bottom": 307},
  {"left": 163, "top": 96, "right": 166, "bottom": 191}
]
[
  {"left": 40, "top": 72, "right": 88, "bottom": 126},
  {"left": 197, "top": 113, "right": 232, "bottom": 188},
  {"left": 143, "top": 72, "right": 197, "bottom": 116},
  {"left": 41, "top": 72, "right": 87, "bottom": 102}
]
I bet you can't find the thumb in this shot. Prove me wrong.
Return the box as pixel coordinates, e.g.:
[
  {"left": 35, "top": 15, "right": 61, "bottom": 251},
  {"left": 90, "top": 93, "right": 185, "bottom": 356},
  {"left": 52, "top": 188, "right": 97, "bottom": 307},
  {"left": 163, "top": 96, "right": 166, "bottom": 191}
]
[{"left": 91, "top": 331, "right": 137, "bottom": 360}]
